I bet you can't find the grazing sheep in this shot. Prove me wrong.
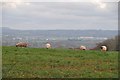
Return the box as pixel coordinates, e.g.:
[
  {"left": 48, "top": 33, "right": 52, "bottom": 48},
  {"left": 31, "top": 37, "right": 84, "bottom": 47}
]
[
  {"left": 80, "top": 45, "right": 86, "bottom": 50},
  {"left": 16, "top": 42, "right": 28, "bottom": 48},
  {"left": 101, "top": 46, "right": 107, "bottom": 52},
  {"left": 45, "top": 43, "right": 51, "bottom": 49}
]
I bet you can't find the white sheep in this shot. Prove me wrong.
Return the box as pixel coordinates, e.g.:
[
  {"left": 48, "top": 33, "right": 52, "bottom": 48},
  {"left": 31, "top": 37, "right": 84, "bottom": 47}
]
[
  {"left": 101, "top": 46, "right": 107, "bottom": 52},
  {"left": 80, "top": 45, "right": 86, "bottom": 50},
  {"left": 45, "top": 43, "right": 51, "bottom": 49}
]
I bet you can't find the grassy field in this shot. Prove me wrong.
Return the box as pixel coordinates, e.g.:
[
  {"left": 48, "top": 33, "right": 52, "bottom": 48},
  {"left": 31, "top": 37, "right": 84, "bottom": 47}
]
[{"left": 2, "top": 46, "right": 118, "bottom": 78}]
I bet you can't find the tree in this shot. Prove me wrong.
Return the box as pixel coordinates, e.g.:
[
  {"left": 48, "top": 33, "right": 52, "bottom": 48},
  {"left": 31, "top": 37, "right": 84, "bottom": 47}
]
[{"left": 94, "top": 35, "right": 120, "bottom": 51}]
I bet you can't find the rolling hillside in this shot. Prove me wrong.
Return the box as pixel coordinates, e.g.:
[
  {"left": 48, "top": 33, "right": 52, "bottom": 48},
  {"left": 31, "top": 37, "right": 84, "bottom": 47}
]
[
  {"left": 2, "top": 27, "right": 117, "bottom": 38},
  {"left": 2, "top": 46, "right": 118, "bottom": 78}
]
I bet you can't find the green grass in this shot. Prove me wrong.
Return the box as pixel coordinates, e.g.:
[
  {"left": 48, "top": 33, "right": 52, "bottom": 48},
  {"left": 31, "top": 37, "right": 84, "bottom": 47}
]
[
  {"left": 2, "top": 46, "right": 118, "bottom": 78},
  {"left": 0, "top": 46, "right": 2, "bottom": 79}
]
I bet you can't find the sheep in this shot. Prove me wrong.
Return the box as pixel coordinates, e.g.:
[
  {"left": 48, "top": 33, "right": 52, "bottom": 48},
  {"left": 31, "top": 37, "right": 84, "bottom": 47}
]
[
  {"left": 16, "top": 42, "right": 28, "bottom": 48},
  {"left": 101, "top": 46, "right": 107, "bottom": 52},
  {"left": 45, "top": 43, "right": 51, "bottom": 49},
  {"left": 80, "top": 45, "right": 86, "bottom": 50}
]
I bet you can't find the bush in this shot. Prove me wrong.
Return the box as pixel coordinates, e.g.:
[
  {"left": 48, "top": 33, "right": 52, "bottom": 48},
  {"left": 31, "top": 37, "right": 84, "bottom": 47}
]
[{"left": 94, "top": 35, "right": 120, "bottom": 51}]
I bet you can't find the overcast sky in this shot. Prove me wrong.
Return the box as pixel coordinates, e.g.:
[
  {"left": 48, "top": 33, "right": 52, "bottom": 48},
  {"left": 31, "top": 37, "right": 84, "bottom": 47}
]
[{"left": 1, "top": 1, "right": 118, "bottom": 30}]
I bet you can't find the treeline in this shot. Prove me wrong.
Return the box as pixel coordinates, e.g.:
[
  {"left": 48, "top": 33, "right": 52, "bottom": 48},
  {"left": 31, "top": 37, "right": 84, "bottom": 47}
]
[{"left": 94, "top": 35, "right": 120, "bottom": 51}]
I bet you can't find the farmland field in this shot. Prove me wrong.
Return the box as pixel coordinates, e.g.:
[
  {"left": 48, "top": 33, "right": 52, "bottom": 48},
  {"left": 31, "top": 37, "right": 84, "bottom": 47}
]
[{"left": 2, "top": 46, "right": 118, "bottom": 78}]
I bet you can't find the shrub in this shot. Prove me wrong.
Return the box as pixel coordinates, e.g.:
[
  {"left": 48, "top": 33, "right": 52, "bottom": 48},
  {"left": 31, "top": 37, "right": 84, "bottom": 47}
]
[{"left": 94, "top": 35, "right": 120, "bottom": 51}]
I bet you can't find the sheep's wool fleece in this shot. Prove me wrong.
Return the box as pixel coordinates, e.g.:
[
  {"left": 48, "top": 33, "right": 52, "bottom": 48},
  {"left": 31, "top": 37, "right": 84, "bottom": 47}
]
[
  {"left": 46, "top": 43, "right": 51, "bottom": 48},
  {"left": 101, "top": 46, "right": 107, "bottom": 51},
  {"left": 80, "top": 46, "right": 86, "bottom": 50}
]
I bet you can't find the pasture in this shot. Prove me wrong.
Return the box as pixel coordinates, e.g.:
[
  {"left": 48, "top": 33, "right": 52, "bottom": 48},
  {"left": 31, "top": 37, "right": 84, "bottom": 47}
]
[{"left": 2, "top": 46, "right": 118, "bottom": 78}]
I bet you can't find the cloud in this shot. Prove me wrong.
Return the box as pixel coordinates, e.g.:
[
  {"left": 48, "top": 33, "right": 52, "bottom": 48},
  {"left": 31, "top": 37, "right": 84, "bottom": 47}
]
[{"left": 2, "top": 2, "right": 118, "bottom": 30}]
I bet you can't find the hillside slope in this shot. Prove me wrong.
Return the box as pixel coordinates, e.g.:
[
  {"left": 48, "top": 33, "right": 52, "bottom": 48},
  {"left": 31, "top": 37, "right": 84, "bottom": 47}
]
[
  {"left": 2, "top": 46, "right": 118, "bottom": 78},
  {"left": 2, "top": 27, "right": 117, "bottom": 37}
]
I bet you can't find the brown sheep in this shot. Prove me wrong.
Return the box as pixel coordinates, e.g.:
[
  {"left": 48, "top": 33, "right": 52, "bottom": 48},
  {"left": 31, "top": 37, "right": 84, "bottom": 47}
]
[{"left": 16, "top": 42, "right": 28, "bottom": 48}]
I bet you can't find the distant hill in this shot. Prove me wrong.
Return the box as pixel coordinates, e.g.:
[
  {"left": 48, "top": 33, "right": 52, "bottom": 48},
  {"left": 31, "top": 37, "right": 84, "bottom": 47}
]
[
  {"left": 2, "top": 27, "right": 118, "bottom": 38},
  {"left": 1, "top": 27, "right": 118, "bottom": 49}
]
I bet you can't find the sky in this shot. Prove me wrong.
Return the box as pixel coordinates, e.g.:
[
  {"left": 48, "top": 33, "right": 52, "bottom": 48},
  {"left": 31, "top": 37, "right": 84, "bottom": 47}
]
[{"left": 1, "top": 0, "right": 118, "bottom": 30}]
